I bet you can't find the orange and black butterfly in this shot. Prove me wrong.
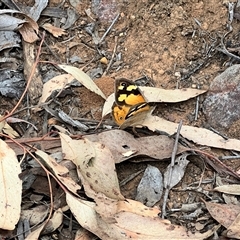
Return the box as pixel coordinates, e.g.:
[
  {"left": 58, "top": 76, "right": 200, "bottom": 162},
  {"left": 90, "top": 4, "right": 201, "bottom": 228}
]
[{"left": 112, "top": 78, "right": 150, "bottom": 126}]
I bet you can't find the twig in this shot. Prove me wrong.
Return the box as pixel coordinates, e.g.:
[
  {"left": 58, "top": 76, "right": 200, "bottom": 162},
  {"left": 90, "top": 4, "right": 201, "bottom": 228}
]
[
  {"left": 194, "top": 96, "right": 199, "bottom": 121},
  {"left": 99, "top": 13, "right": 120, "bottom": 44},
  {"left": 162, "top": 120, "right": 183, "bottom": 218},
  {"left": 103, "top": 36, "right": 118, "bottom": 76}
]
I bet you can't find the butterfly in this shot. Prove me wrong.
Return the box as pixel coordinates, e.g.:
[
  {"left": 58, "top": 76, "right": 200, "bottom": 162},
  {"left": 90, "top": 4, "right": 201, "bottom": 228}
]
[{"left": 112, "top": 78, "right": 150, "bottom": 126}]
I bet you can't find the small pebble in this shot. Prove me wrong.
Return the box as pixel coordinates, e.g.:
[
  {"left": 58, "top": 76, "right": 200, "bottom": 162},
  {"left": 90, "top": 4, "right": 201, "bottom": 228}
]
[{"left": 100, "top": 57, "right": 108, "bottom": 65}]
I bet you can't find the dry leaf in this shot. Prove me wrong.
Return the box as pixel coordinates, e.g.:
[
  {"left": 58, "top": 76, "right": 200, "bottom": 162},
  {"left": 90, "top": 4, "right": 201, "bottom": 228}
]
[
  {"left": 42, "top": 208, "right": 63, "bottom": 234},
  {"left": 0, "top": 115, "right": 19, "bottom": 138},
  {"left": 20, "top": 205, "right": 48, "bottom": 226},
  {"left": 141, "top": 116, "right": 240, "bottom": 152},
  {"left": 67, "top": 192, "right": 215, "bottom": 239},
  {"left": 0, "top": 139, "right": 22, "bottom": 230},
  {"left": 85, "top": 129, "right": 188, "bottom": 163},
  {"left": 25, "top": 222, "right": 46, "bottom": 240},
  {"left": 214, "top": 184, "right": 240, "bottom": 195},
  {"left": 102, "top": 93, "right": 115, "bottom": 116},
  {"left": 36, "top": 150, "right": 81, "bottom": 195},
  {"left": 38, "top": 74, "right": 75, "bottom": 104},
  {"left": 140, "top": 86, "right": 207, "bottom": 103},
  {"left": 227, "top": 213, "right": 240, "bottom": 239},
  {"left": 42, "top": 23, "right": 67, "bottom": 37},
  {"left": 204, "top": 201, "right": 240, "bottom": 228},
  {"left": 60, "top": 133, "right": 123, "bottom": 200},
  {"left": 0, "top": 10, "right": 39, "bottom": 43},
  {"left": 58, "top": 65, "right": 106, "bottom": 99}
]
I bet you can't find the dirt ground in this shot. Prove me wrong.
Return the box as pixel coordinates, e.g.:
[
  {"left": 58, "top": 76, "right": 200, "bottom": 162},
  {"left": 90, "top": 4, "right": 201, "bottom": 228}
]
[{"left": 2, "top": 0, "right": 240, "bottom": 239}]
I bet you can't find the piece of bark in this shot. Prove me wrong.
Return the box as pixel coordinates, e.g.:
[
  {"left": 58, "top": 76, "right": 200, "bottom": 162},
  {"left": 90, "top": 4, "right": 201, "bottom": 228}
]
[{"left": 22, "top": 41, "right": 43, "bottom": 104}]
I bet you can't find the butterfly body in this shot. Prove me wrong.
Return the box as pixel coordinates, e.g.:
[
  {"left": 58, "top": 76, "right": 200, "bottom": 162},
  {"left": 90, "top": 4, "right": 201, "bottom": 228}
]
[{"left": 112, "top": 79, "right": 150, "bottom": 126}]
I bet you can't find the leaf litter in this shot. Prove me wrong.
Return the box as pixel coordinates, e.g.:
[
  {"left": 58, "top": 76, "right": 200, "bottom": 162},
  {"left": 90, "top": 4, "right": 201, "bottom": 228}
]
[{"left": 1, "top": 0, "right": 240, "bottom": 239}]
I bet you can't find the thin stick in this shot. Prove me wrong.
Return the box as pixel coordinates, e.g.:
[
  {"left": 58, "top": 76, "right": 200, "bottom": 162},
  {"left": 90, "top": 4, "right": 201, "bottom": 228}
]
[
  {"left": 99, "top": 13, "right": 120, "bottom": 43},
  {"left": 162, "top": 120, "right": 183, "bottom": 218},
  {"left": 103, "top": 36, "right": 118, "bottom": 75}
]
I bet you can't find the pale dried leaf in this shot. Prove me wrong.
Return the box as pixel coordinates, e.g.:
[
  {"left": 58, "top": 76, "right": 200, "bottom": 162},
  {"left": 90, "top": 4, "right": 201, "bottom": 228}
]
[
  {"left": 214, "top": 184, "right": 240, "bottom": 195},
  {"left": 25, "top": 222, "right": 45, "bottom": 240},
  {"left": 60, "top": 133, "right": 123, "bottom": 200},
  {"left": 0, "top": 139, "right": 22, "bottom": 230},
  {"left": 0, "top": 116, "right": 19, "bottom": 138},
  {"left": 227, "top": 213, "right": 240, "bottom": 239},
  {"left": 58, "top": 65, "right": 106, "bottom": 99},
  {"left": 42, "top": 208, "right": 63, "bottom": 234},
  {"left": 42, "top": 23, "right": 67, "bottom": 37},
  {"left": 38, "top": 74, "right": 75, "bottom": 104},
  {"left": 36, "top": 150, "right": 81, "bottom": 194},
  {"left": 66, "top": 193, "right": 98, "bottom": 232},
  {"left": 67, "top": 193, "right": 214, "bottom": 240},
  {"left": 142, "top": 116, "right": 240, "bottom": 152},
  {"left": 140, "top": 86, "right": 207, "bottom": 103},
  {"left": 102, "top": 93, "right": 114, "bottom": 117}
]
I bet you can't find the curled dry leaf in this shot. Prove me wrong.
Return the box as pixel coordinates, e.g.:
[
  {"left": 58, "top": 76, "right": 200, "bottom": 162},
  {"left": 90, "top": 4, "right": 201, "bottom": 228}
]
[
  {"left": 35, "top": 150, "right": 81, "bottom": 194},
  {"left": 38, "top": 74, "right": 75, "bottom": 105},
  {"left": 58, "top": 65, "right": 106, "bottom": 99},
  {"left": 42, "top": 23, "right": 67, "bottom": 37},
  {"left": 41, "top": 208, "right": 63, "bottom": 234},
  {"left": 0, "top": 115, "right": 19, "bottom": 138},
  {"left": 60, "top": 133, "right": 123, "bottom": 200},
  {"left": 0, "top": 139, "right": 22, "bottom": 230},
  {"left": 0, "top": 9, "right": 39, "bottom": 43}
]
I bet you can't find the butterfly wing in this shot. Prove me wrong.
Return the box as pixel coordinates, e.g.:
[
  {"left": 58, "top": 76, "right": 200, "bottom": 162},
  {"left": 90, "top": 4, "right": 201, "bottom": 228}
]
[
  {"left": 115, "top": 78, "right": 146, "bottom": 106},
  {"left": 112, "top": 78, "right": 150, "bottom": 126}
]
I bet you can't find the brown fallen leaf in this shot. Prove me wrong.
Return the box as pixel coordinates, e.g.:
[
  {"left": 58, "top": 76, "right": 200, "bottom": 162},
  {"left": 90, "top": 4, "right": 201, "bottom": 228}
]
[
  {"left": 204, "top": 201, "right": 240, "bottom": 228},
  {"left": 42, "top": 23, "right": 67, "bottom": 37},
  {"left": 85, "top": 129, "right": 188, "bottom": 163}
]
